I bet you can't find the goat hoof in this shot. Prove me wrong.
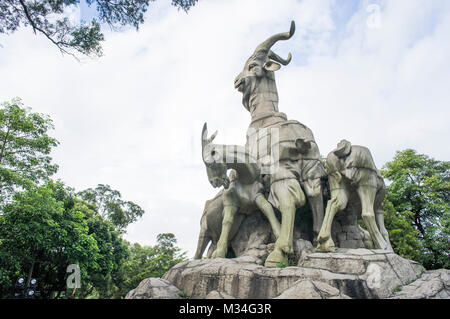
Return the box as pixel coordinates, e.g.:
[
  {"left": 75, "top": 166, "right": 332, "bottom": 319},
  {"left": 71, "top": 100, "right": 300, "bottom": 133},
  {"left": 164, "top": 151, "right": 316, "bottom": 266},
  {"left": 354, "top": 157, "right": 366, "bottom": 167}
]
[
  {"left": 212, "top": 248, "right": 226, "bottom": 258},
  {"left": 265, "top": 248, "right": 288, "bottom": 268},
  {"left": 276, "top": 242, "right": 294, "bottom": 255},
  {"left": 315, "top": 238, "right": 336, "bottom": 252}
]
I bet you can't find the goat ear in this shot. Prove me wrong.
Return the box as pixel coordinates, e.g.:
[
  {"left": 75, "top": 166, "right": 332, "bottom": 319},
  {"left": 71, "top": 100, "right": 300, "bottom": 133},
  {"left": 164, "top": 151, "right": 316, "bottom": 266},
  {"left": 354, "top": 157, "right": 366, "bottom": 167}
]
[
  {"left": 264, "top": 61, "right": 281, "bottom": 72},
  {"left": 209, "top": 130, "right": 218, "bottom": 143}
]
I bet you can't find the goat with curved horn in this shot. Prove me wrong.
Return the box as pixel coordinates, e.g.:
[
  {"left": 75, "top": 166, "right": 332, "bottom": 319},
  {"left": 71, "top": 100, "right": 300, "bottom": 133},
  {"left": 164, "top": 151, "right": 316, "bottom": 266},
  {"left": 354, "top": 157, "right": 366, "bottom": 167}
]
[
  {"left": 233, "top": 20, "right": 327, "bottom": 268},
  {"left": 234, "top": 20, "right": 296, "bottom": 117},
  {"left": 197, "top": 123, "right": 281, "bottom": 259}
]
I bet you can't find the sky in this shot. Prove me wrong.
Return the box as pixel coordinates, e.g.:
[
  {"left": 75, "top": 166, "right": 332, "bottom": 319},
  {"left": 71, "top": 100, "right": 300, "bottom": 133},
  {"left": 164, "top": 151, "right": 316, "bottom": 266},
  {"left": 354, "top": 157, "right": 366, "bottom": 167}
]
[{"left": 0, "top": 0, "right": 449, "bottom": 258}]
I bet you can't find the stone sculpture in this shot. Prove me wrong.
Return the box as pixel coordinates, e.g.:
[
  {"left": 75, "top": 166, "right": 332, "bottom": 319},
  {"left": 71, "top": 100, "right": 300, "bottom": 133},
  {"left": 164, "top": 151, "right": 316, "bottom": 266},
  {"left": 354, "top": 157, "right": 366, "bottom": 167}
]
[
  {"left": 196, "top": 20, "right": 392, "bottom": 268},
  {"left": 317, "top": 140, "right": 392, "bottom": 251},
  {"left": 127, "top": 20, "right": 449, "bottom": 300},
  {"left": 234, "top": 20, "right": 326, "bottom": 267},
  {"left": 200, "top": 123, "right": 281, "bottom": 259}
]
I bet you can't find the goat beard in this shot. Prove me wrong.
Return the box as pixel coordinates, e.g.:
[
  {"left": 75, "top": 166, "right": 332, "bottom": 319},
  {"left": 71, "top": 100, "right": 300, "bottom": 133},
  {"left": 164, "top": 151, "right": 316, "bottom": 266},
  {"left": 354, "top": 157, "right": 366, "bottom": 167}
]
[
  {"left": 242, "top": 98, "right": 250, "bottom": 112},
  {"left": 242, "top": 89, "right": 251, "bottom": 112}
]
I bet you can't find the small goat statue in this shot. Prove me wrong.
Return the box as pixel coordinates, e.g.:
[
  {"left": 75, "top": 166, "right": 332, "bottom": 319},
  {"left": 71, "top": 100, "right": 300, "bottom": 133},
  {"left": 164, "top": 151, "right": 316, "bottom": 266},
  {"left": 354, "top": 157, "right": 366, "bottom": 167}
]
[
  {"left": 200, "top": 123, "right": 281, "bottom": 259},
  {"left": 317, "top": 140, "right": 392, "bottom": 252}
]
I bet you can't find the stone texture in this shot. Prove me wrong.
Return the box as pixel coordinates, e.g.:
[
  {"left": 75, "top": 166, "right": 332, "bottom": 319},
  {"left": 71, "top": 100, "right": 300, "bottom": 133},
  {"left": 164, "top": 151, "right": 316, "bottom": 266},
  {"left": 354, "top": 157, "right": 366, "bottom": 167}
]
[
  {"left": 205, "top": 290, "right": 236, "bottom": 299},
  {"left": 331, "top": 207, "right": 368, "bottom": 250},
  {"left": 274, "top": 280, "right": 351, "bottom": 299},
  {"left": 231, "top": 212, "right": 274, "bottom": 257},
  {"left": 389, "top": 269, "right": 450, "bottom": 299},
  {"left": 129, "top": 250, "right": 448, "bottom": 299},
  {"left": 293, "top": 237, "right": 315, "bottom": 262},
  {"left": 125, "top": 278, "right": 181, "bottom": 299},
  {"left": 228, "top": 213, "right": 316, "bottom": 266},
  {"left": 161, "top": 249, "right": 427, "bottom": 299},
  {"left": 409, "top": 259, "right": 426, "bottom": 277}
]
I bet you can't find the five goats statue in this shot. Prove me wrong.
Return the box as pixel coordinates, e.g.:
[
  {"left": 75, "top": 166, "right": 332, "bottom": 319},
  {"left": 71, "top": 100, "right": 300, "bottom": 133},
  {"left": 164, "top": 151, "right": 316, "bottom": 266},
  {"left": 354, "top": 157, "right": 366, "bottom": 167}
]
[{"left": 194, "top": 21, "right": 393, "bottom": 267}]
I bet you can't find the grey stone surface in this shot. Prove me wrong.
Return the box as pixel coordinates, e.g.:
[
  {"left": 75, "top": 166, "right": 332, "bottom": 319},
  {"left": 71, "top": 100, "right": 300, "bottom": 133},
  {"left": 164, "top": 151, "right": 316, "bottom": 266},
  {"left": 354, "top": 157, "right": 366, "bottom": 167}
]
[
  {"left": 293, "top": 238, "right": 314, "bottom": 262},
  {"left": 274, "top": 280, "right": 350, "bottom": 299},
  {"left": 125, "top": 278, "right": 181, "bottom": 299},
  {"left": 205, "top": 290, "right": 236, "bottom": 299},
  {"left": 409, "top": 259, "right": 426, "bottom": 277},
  {"left": 231, "top": 212, "right": 275, "bottom": 258},
  {"left": 389, "top": 269, "right": 450, "bottom": 299},
  {"left": 161, "top": 250, "right": 426, "bottom": 299}
]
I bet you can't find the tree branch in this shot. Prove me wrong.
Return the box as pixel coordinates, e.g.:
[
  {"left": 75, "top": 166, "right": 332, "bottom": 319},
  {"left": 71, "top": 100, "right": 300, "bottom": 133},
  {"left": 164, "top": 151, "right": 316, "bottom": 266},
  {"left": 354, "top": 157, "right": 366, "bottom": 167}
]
[
  {"left": 0, "top": 126, "right": 11, "bottom": 165},
  {"left": 18, "top": 0, "right": 37, "bottom": 34},
  {"left": 18, "top": 0, "right": 79, "bottom": 59}
]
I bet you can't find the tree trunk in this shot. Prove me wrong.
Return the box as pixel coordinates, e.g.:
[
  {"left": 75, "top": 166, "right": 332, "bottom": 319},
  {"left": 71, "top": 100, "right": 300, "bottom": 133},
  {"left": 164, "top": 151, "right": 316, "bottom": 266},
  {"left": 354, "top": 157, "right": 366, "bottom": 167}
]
[{"left": 26, "top": 259, "right": 35, "bottom": 288}]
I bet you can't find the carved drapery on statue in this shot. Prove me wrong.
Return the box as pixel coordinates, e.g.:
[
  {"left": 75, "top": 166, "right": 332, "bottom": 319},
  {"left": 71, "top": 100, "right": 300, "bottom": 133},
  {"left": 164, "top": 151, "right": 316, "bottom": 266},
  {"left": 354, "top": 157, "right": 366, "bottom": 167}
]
[{"left": 196, "top": 21, "right": 392, "bottom": 267}]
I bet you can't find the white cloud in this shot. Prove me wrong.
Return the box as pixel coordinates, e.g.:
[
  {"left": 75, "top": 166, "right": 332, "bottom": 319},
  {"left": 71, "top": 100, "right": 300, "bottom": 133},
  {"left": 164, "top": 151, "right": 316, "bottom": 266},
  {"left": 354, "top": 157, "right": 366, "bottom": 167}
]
[{"left": 0, "top": 0, "right": 449, "bottom": 257}]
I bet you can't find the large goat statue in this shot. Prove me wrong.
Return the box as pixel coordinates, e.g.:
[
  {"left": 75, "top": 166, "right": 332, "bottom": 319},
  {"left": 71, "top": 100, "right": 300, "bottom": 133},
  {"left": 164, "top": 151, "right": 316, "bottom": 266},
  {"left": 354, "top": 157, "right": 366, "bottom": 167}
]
[
  {"left": 234, "top": 20, "right": 325, "bottom": 266},
  {"left": 316, "top": 140, "right": 392, "bottom": 252},
  {"left": 200, "top": 123, "right": 281, "bottom": 259}
]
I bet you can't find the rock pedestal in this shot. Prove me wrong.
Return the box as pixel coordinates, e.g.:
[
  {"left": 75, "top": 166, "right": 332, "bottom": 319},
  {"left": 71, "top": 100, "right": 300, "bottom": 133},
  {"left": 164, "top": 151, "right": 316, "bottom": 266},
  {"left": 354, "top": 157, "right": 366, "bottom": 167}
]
[
  {"left": 125, "top": 210, "right": 448, "bottom": 300},
  {"left": 126, "top": 249, "right": 450, "bottom": 299},
  {"left": 161, "top": 249, "right": 424, "bottom": 299},
  {"left": 389, "top": 269, "right": 449, "bottom": 299},
  {"left": 125, "top": 278, "right": 181, "bottom": 299}
]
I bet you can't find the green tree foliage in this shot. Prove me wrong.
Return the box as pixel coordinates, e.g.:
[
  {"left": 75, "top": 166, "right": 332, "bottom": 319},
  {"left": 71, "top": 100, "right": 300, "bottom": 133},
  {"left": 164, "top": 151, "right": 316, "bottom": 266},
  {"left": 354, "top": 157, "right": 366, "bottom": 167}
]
[
  {"left": 381, "top": 149, "right": 449, "bottom": 270},
  {"left": 0, "top": 180, "right": 135, "bottom": 299},
  {"left": 0, "top": 0, "right": 198, "bottom": 57},
  {"left": 71, "top": 198, "right": 130, "bottom": 299},
  {"left": 119, "top": 233, "right": 187, "bottom": 297},
  {"left": 0, "top": 98, "right": 59, "bottom": 204},
  {"left": 383, "top": 199, "right": 423, "bottom": 262},
  {"left": 77, "top": 184, "right": 144, "bottom": 231},
  {"left": 0, "top": 181, "right": 99, "bottom": 298}
]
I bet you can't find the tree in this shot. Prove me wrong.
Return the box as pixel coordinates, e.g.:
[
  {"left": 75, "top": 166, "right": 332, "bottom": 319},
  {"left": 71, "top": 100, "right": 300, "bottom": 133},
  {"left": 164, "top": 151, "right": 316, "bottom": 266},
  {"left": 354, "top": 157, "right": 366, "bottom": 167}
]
[
  {"left": 151, "top": 233, "right": 187, "bottom": 275},
  {"left": 0, "top": 0, "right": 198, "bottom": 57},
  {"left": 67, "top": 197, "right": 130, "bottom": 299},
  {"left": 381, "top": 149, "right": 449, "bottom": 270},
  {"left": 0, "top": 180, "right": 133, "bottom": 298},
  {"left": 120, "top": 233, "right": 187, "bottom": 297},
  {"left": 0, "top": 98, "right": 59, "bottom": 205},
  {"left": 0, "top": 181, "right": 99, "bottom": 298},
  {"left": 382, "top": 199, "right": 424, "bottom": 262},
  {"left": 78, "top": 184, "right": 145, "bottom": 231}
]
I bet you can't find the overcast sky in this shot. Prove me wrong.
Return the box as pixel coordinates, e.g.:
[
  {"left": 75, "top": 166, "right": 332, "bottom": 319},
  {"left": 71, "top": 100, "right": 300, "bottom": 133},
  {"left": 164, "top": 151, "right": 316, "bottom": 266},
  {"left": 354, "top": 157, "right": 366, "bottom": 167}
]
[{"left": 0, "top": 0, "right": 449, "bottom": 257}]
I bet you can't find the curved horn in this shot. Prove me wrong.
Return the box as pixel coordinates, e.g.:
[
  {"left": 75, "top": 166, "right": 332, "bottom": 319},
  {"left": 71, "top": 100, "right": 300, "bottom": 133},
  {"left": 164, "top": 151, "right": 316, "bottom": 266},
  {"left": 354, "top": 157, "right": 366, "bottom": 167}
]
[
  {"left": 202, "top": 123, "right": 208, "bottom": 149},
  {"left": 256, "top": 20, "right": 295, "bottom": 52},
  {"left": 201, "top": 122, "right": 217, "bottom": 149},
  {"left": 269, "top": 50, "right": 292, "bottom": 66}
]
